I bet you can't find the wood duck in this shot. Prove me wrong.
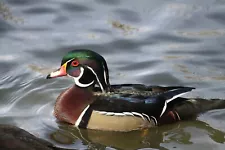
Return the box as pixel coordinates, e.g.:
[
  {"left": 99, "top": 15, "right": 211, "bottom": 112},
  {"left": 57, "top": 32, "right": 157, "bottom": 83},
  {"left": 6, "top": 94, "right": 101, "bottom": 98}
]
[{"left": 46, "top": 49, "right": 225, "bottom": 132}]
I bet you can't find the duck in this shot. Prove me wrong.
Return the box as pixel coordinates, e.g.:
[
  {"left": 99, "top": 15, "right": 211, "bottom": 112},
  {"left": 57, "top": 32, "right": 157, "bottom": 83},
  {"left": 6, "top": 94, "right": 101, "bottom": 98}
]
[{"left": 46, "top": 49, "right": 225, "bottom": 132}]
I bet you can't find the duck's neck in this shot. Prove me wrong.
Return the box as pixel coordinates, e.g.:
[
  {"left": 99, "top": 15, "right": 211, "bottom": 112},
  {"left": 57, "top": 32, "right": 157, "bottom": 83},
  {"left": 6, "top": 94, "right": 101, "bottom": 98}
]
[{"left": 54, "top": 85, "right": 94, "bottom": 125}]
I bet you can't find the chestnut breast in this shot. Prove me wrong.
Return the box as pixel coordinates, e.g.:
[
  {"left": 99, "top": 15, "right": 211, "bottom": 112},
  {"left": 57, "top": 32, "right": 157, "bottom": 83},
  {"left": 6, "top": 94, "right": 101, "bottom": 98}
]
[{"left": 54, "top": 85, "right": 94, "bottom": 124}]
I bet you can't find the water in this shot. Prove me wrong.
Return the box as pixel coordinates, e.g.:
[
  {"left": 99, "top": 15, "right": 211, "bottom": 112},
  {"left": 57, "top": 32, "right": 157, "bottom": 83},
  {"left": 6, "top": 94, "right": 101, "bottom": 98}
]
[{"left": 1, "top": 0, "right": 225, "bottom": 149}]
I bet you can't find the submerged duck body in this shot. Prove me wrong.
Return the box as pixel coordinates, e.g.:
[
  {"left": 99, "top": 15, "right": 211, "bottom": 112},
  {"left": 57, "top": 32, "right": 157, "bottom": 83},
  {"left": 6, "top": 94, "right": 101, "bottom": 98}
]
[{"left": 47, "top": 49, "right": 223, "bottom": 132}]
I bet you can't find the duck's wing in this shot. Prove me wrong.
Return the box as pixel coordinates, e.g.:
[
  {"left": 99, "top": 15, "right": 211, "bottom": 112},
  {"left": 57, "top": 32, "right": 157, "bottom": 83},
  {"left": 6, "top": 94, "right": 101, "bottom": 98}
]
[
  {"left": 110, "top": 84, "right": 192, "bottom": 92},
  {"left": 94, "top": 84, "right": 195, "bottom": 97},
  {"left": 91, "top": 86, "right": 194, "bottom": 124}
]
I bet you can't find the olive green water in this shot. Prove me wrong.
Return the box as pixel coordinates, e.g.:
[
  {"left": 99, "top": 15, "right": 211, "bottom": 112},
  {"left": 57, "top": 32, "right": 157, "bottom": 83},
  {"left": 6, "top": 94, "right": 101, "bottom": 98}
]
[{"left": 1, "top": 0, "right": 225, "bottom": 149}]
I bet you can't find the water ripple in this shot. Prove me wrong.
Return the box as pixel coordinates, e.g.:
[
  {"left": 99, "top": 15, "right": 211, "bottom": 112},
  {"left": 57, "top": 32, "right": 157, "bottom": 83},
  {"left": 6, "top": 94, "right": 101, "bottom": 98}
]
[{"left": 1, "top": 0, "right": 225, "bottom": 149}]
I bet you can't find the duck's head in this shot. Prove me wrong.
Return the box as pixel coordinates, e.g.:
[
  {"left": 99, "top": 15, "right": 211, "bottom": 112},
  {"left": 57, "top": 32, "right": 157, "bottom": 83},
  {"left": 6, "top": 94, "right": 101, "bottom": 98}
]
[{"left": 46, "top": 49, "right": 110, "bottom": 92}]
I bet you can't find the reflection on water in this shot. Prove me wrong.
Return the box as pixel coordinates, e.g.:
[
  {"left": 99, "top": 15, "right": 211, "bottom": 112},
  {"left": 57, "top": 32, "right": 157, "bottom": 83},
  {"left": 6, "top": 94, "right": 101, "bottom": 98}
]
[
  {"left": 48, "top": 120, "right": 225, "bottom": 150},
  {"left": 1, "top": 0, "right": 225, "bottom": 149}
]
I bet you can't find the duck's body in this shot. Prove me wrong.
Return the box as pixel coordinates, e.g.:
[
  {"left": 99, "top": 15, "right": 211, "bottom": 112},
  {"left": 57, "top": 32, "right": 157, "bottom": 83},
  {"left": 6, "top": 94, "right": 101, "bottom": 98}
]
[
  {"left": 55, "top": 84, "right": 194, "bottom": 131},
  {"left": 47, "top": 49, "right": 225, "bottom": 132}
]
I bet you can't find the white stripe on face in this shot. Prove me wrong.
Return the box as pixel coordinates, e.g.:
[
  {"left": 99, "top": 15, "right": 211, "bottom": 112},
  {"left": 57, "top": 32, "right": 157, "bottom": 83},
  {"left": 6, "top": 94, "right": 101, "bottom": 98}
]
[
  {"left": 102, "top": 64, "right": 108, "bottom": 86},
  {"left": 86, "top": 66, "right": 105, "bottom": 93},
  {"left": 73, "top": 67, "right": 95, "bottom": 88}
]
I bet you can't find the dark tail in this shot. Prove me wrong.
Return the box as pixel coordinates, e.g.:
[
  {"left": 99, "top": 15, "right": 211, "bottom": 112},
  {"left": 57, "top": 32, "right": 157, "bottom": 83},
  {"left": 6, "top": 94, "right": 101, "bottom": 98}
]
[
  {"left": 158, "top": 98, "right": 225, "bottom": 125},
  {"left": 174, "top": 98, "right": 225, "bottom": 120}
]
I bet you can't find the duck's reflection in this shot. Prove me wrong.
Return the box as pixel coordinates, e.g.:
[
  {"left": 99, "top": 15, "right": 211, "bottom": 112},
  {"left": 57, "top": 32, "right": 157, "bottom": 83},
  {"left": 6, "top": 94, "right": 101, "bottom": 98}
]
[{"left": 49, "top": 120, "right": 225, "bottom": 150}]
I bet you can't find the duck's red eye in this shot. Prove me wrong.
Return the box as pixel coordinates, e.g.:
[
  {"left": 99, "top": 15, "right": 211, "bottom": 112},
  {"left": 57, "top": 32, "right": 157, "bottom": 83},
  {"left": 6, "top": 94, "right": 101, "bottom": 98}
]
[{"left": 71, "top": 60, "right": 79, "bottom": 67}]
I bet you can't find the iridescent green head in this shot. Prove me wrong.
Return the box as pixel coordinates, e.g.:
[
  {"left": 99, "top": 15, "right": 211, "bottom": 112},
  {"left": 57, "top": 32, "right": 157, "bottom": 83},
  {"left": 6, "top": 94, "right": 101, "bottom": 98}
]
[{"left": 47, "top": 49, "right": 110, "bottom": 92}]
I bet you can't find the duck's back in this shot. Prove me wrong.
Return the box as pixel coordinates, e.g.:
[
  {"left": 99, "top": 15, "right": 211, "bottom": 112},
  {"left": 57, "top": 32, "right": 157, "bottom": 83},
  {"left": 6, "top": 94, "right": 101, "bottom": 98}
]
[{"left": 79, "top": 84, "right": 195, "bottom": 131}]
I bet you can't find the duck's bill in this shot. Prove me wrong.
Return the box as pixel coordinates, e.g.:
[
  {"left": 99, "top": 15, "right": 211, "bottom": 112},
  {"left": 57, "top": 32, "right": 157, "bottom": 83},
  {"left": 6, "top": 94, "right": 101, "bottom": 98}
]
[{"left": 46, "top": 64, "right": 67, "bottom": 79}]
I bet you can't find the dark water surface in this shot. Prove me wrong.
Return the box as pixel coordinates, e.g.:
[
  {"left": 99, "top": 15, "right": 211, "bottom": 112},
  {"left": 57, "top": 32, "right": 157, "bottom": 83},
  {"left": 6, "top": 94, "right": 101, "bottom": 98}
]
[{"left": 1, "top": 0, "right": 225, "bottom": 149}]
